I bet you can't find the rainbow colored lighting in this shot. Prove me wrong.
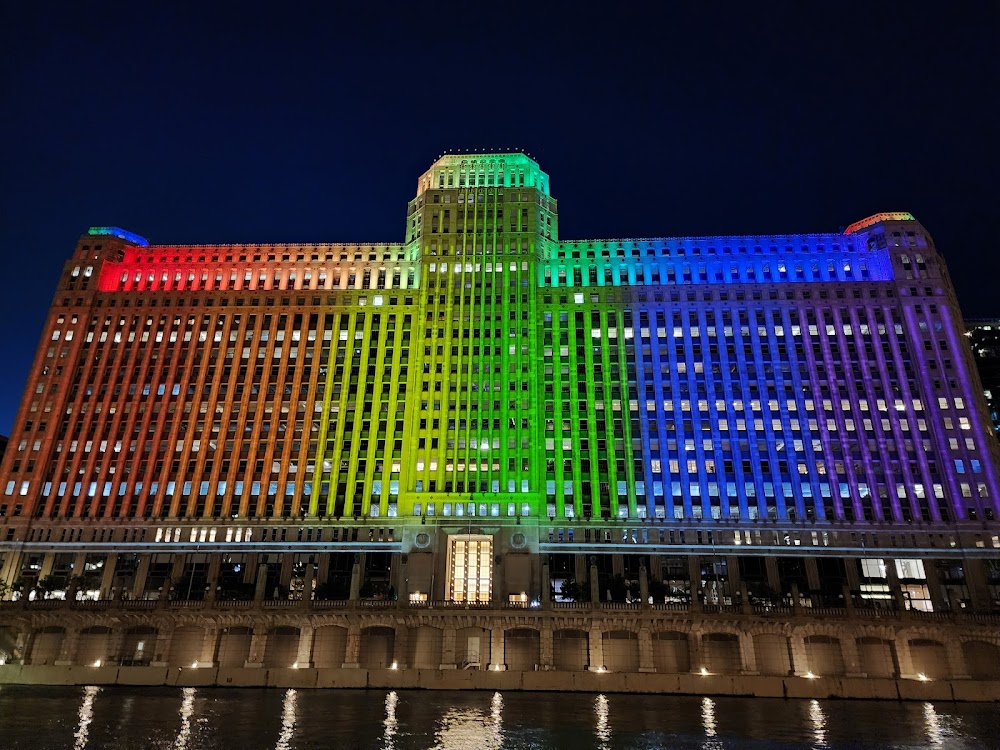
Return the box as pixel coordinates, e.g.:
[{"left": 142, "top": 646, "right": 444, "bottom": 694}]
[
  {"left": 843, "top": 213, "right": 916, "bottom": 234},
  {"left": 87, "top": 226, "right": 149, "bottom": 246}
]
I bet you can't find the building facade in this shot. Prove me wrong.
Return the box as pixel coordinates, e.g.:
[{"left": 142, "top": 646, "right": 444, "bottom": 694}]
[{"left": 0, "top": 153, "right": 998, "bottom": 693}]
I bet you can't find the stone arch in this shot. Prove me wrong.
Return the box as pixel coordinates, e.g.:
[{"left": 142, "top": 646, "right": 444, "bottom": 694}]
[
  {"left": 603, "top": 630, "right": 639, "bottom": 673},
  {"left": 962, "top": 640, "right": 1000, "bottom": 680},
  {"left": 406, "top": 625, "right": 442, "bottom": 669},
  {"left": 753, "top": 633, "right": 791, "bottom": 676},
  {"left": 359, "top": 626, "right": 395, "bottom": 669},
  {"left": 77, "top": 626, "right": 112, "bottom": 666},
  {"left": 701, "top": 632, "right": 740, "bottom": 675},
  {"left": 121, "top": 626, "right": 158, "bottom": 666},
  {"left": 264, "top": 626, "right": 300, "bottom": 668},
  {"left": 168, "top": 626, "right": 206, "bottom": 668},
  {"left": 909, "top": 638, "right": 949, "bottom": 680},
  {"left": 652, "top": 630, "right": 689, "bottom": 674},
  {"left": 803, "top": 634, "right": 845, "bottom": 676},
  {"left": 505, "top": 627, "right": 540, "bottom": 671},
  {"left": 217, "top": 626, "right": 252, "bottom": 667},
  {"left": 455, "top": 626, "right": 489, "bottom": 669},
  {"left": 29, "top": 626, "right": 65, "bottom": 665},
  {"left": 313, "top": 625, "right": 348, "bottom": 669},
  {"left": 857, "top": 636, "right": 897, "bottom": 678},
  {"left": 553, "top": 629, "right": 589, "bottom": 671}
]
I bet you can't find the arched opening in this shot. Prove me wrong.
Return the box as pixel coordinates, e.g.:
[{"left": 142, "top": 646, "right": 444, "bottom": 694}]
[
  {"left": 168, "top": 626, "right": 206, "bottom": 667},
  {"left": 909, "top": 639, "right": 949, "bottom": 680},
  {"left": 359, "top": 627, "right": 395, "bottom": 669},
  {"left": 753, "top": 633, "right": 791, "bottom": 676},
  {"left": 76, "top": 626, "right": 111, "bottom": 666},
  {"left": 217, "top": 626, "right": 252, "bottom": 667},
  {"left": 264, "top": 627, "right": 301, "bottom": 668},
  {"left": 652, "top": 631, "right": 689, "bottom": 673},
  {"left": 406, "top": 625, "right": 442, "bottom": 669},
  {"left": 857, "top": 637, "right": 897, "bottom": 678},
  {"left": 121, "top": 626, "right": 158, "bottom": 666},
  {"left": 29, "top": 626, "right": 65, "bottom": 665},
  {"left": 313, "top": 625, "right": 348, "bottom": 669},
  {"left": 962, "top": 641, "right": 1000, "bottom": 680},
  {"left": 505, "top": 628, "right": 540, "bottom": 671},
  {"left": 603, "top": 630, "right": 639, "bottom": 673},
  {"left": 553, "top": 629, "right": 588, "bottom": 671},
  {"left": 702, "top": 632, "right": 740, "bottom": 675},
  {"left": 456, "top": 626, "right": 489, "bottom": 669},
  {"left": 804, "top": 634, "right": 845, "bottom": 676}
]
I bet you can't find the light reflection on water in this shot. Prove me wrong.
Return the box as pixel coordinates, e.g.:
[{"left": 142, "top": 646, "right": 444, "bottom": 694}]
[{"left": 2, "top": 686, "right": 997, "bottom": 749}]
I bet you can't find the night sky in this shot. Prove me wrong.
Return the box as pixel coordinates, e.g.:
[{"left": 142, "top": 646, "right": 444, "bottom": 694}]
[{"left": 1, "top": 3, "right": 998, "bottom": 433}]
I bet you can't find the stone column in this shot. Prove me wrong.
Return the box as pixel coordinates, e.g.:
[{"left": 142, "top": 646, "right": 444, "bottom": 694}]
[
  {"left": 844, "top": 557, "right": 861, "bottom": 593},
  {"left": 804, "top": 557, "right": 821, "bottom": 606},
  {"left": 169, "top": 554, "right": 187, "bottom": 594},
  {"left": 687, "top": 629, "right": 703, "bottom": 673},
  {"left": 294, "top": 625, "right": 314, "bottom": 668},
  {"left": 38, "top": 553, "right": 55, "bottom": 582},
  {"left": 197, "top": 628, "right": 218, "bottom": 667},
  {"left": 15, "top": 630, "right": 35, "bottom": 665},
  {"left": 99, "top": 553, "right": 118, "bottom": 600},
  {"left": 587, "top": 627, "right": 605, "bottom": 671},
  {"left": 131, "top": 554, "right": 151, "bottom": 600},
  {"left": 0, "top": 550, "right": 21, "bottom": 594},
  {"left": 839, "top": 635, "right": 865, "bottom": 677},
  {"left": 789, "top": 633, "right": 810, "bottom": 677},
  {"left": 765, "top": 557, "right": 781, "bottom": 599},
  {"left": 944, "top": 639, "right": 970, "bottom": 679},
  {"left": 343, "top": 624, "right": 361, "bottom": 668},
  {"left": 253, "top": 563, "right": 269, "bottom": 603},
  {"left": 316, "top": 553, "right": 331, "bottom": 585},
  {"left": 301, "top": 562, "right": 315, "bottom": 609},
  {"left": 487, "top": 626, "right": 505, "bottom": 671},
  {"left": 739, "top": 582, "right": 753, "bottom": 614},
  {"left": 894, "top": 635, "right": 916, "bottom": 679},
  {"left": 589, "top": 558, "right": 600, "bottom": 606},
  {"left": 638, "top": 627, "right": 654, "bottom": 672},
  {"left": 440, "top": 626, "right": 457, "bottom": 669},
  {"left": 392, "top": 624, "right": 408, "bottom": 669},
  {"left": 278, "top": 554, "right": 294, "bottom": 591},
  {"left": 204, "top": 554, "right": 222, "bottom": 602},
  {"left": 105, "top": 630, "right": 124, "bottom": 666},
  {"left": 790, "top": 582, "right": 802, "bottom": 614},
  {"left": 885, "top": 559, "right": 910, "bottom": 616},
  {"left": 842, "top": 584, "right": 856, "bottom": 617},
  {"left": 70, "top": 552, "right": 88, "bottom": 596},
  {"left": 245, "top": 630, "right": 267, "bottom": 668},
  {"left": 639, "top": 562, "right": 650, "bottom": 609},
  {"left": 923, "top": 560, "right": 947, "bottom": 612},
  {"left": 539, "top": 623, "right": 553, "bottom": 670},
  {"left": 688, "top": 556, "right": 702, "bottom": 611},
  {"left": 964, "top": 559, "right": 991, "bottom": 613},
  {"left": 151, "top": 626, "right": 174, "bottom": 667},
  {"left": 737, "top": 631, "right": 759, "bottom": 675},
  {"left": 54, "top": 628, "right": 81, "bottom": 666},
  {"left": 541, "top": 559, "right": 551, "bottom": 609},
  {"left": 349, "top": 560, "right": 362, "bottom": 601}
]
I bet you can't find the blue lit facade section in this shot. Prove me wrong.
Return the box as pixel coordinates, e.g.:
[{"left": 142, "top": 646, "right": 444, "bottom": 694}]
[{"left": 87, "top": 226, "right": 149, "bottom": 246}]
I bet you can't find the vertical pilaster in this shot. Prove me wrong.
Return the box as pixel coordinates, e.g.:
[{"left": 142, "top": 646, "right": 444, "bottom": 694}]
[
  {"left": 539, "top": 623, "right": 553, "bottom": 670},
  {"left": 343, "top": 623, "right": 361, "bottom": 668},
  {"left": 245, "top": 630, "right": 266, "bottom": 668},
  {"left": 687, "top": 629, "right": 703, "bottom": 673},
  {"left": 765, "top": 557, "right": 780, "bottom": 598},
  {"left": 99, "top": 553, "right": 118, "bottom": 599},
  {"left": 487, "top": 626, "right": 505, "bottom": 671},
  {"left": 131, "top": 554, "right": 151, "bottom": 599},
  {"left": 151, "top": 626, "right": 173, "bottom": 666},
  {"left": 804, "top": 557, "right": 821, "bottom": 605},
  {"left": 688, "top": 556, "right": 702, "bottom": 611},
  {"left": 294, "top": 625, "right": 314, "bottom": 668},
  {"left": 254, "top": 563, "right": 269, "bottom": 602},
  {"left": 587, "top": 627, "right": 605, "bottom": 671},
  {"left": 737, "top": 631, "right": 758, "bottom": 675},
  {"left": 204, "top": 554, "right": 222, "bottom": 602},
  {"left": 392, "top": 624, "right": 408, "bottom": 669},
  {"left": 440, "top": 626, "right": 457, "bottom": 669},
  {"left": 944, "top": 639, "right": 970, "bottom": 679},
  {"left": 789, "top": 633, "right": 809, "bottom": 676},
  {"left": 894, "top": 635, "right": 915, "bottom": 678},
  {"left": 638, "top": 627, "right": 654, "bottom": 673},
  {"left": 0, "top": 550, "right": 22, "bottom": 594},
  {"left": 197, "top": 628, "right": 218, "bottom": 667},
  {"left": 54, "top": 628, "right": 80, "bottom": 666},
  {"left": 964, "top": 559, "right": 990, "bottom": 613},
  {"left": 839, "top": 635, "right": 865, "bottom": 677}
]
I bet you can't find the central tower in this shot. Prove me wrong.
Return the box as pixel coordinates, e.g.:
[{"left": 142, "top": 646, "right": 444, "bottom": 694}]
[{"left": 398, "top": 153, "right": 557, "bottom": 520}]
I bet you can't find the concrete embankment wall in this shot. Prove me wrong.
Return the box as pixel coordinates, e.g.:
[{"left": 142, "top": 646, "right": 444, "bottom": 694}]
[{"left": 1, "top": 665, "right": 997, "bottom": 702}]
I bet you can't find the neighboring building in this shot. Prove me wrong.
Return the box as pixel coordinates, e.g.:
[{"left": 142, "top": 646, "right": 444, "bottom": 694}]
[
  {"left": 967, "top": 319, "right": 1000, "bottom": 441},
  {"left": 0, "top": 153, "right": 998, "bottom": 693}
]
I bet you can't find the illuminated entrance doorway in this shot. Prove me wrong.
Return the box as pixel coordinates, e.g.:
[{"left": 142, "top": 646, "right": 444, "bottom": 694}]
[{"left": 447, "top": 534, "right": 493, "bottom": 603}]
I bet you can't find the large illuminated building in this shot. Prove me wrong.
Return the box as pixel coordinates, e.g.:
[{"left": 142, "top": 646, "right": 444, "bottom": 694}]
[{"left": 0, "top": 153, "right": 998, "bottom": 695}]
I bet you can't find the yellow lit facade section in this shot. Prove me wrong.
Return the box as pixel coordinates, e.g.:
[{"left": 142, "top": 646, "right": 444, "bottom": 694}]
[{"left": 447, "top": 534, "right": 493, "bottom": 603}]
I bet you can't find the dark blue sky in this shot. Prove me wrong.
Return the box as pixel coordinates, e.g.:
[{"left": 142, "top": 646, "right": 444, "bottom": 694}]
[{"left": 1, "top": 2, "right": 998, "bottom": 433}]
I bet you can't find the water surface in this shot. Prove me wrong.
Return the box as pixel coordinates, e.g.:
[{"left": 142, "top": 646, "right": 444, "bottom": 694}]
[{"left": 0, "top": 685, "right": 997, "bottom": 749}]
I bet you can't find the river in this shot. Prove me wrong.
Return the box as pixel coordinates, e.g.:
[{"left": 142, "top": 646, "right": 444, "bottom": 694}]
[{"left": 0, "top": 686, "right": 996, "bottom": 749}]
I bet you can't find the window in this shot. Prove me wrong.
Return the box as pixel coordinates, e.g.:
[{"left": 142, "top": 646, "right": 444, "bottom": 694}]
[{"left": 447, "top": 534, "right": 493, "bottom": 603}]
